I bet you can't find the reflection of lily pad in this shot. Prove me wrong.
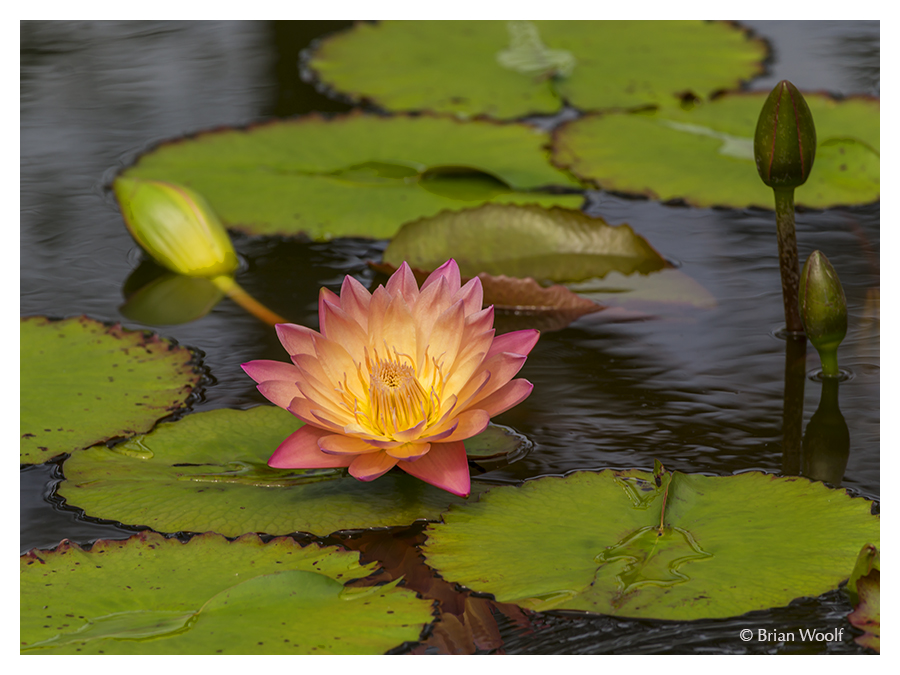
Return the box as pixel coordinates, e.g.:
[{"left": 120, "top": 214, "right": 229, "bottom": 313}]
[
  {"left": 21, "top": 532, "right": 432, "bottom": 654},
  {"left": 423, "top": 469, "right": 879, "bottom": 620},
  {"left": 307, "top": 21, "right": 766, "bottom": 119},
  {"left": 121, "top": 112, "right": 583, "bottom": 238},
  {"left": 20, "top": 316, "right": 200, "bottom": 464},
  {"left": 58, "top": 406, "right": 524, "bottom": 536},
  {"left": 552, "top": 93, "right": 880, "bottom": 209},
  {"left": 383, "top": 203, "right": 668, "bottom": 283}
]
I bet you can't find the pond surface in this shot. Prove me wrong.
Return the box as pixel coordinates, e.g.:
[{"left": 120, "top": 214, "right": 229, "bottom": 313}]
[{"left": 20, "top": 20, "right": 879, "bottom": 654}]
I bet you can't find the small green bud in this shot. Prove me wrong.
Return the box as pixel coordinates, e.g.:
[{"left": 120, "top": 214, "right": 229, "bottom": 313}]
[
  {"left": 800, "top": 250, "right": 847, "bottom": 376},
  {"left": 754, "top": 80, "right": 816, "bottom": 189},
  {"left": 113, "top": 177, "right": 239, "bottom": 277}
]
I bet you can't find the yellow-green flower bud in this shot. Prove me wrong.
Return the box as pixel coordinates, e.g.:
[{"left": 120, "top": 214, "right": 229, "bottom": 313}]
[
  {"left": 754, "top": 80, "right": 817, "bottom": 189},
  {"left": 800, "top": 250, "right": 847, "bottom": 376},
  {"left": 113, "top": 177, "right": 239, "bottom": 277}
]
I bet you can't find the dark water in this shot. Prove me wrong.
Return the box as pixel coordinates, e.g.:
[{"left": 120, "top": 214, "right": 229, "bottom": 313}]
[{"left": 20, "top": 20, "right": 879, "bottom": 654}]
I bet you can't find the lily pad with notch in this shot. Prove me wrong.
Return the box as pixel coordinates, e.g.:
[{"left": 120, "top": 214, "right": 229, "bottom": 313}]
[
  {"left": 20, "top": 316, "right": 201, "bottom": 464},
  {"left": 422, "top": 465, "right": 880, "bottom": 620},
  {"left": 58, "top": 406, "right": 528, "bottom": 536},
  {"left": 552, "top": 92, "right": 880, "bottom": 209},
  {"left": 306, "top": 21, "right": 766, "bottom": 119},
  {"left": 121, "top": 112, "right": 584, "bottom": 239},
  {"left": 20, "top": 531, "right": 432, "bottom": 654}
]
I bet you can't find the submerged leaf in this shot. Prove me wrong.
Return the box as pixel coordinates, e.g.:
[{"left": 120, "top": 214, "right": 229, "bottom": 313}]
[
  {"left": 20, "top": 532, "right": 432, "bottom": 654},
  {"left": 423, "top": 469, "right": 879, "bottom": 620},
  {"left": 122, "top": 112, "right": 583, "bottom": 238},
  {"left": 383, "top": 203, "right": 668, "bottom": 284},
  {"left": 58, "top": 406, "right": 523, "bottom": 536},
  {"left": 20, "top": 316, "right": 200, "bottom": 464}
]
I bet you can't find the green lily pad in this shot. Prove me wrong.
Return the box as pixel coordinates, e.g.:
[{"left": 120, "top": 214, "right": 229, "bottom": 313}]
[
  {"left": 21, "top": 531, "right": 432, "bottom": 654},
  {"left": 552, "top": 92, "right": 880, "bottom": 209},
  {"left": 58, "top": 406, "right": 523, "bottom": 536},
  {"left": 423, "top": 468, "right": 879, "bottom": 620},
  {"left": 307, "top": 21, "right": 766, "bottom": 119},
  {"left": 121, "top": 112, "right": 583, "bottom": 238},
  {"left": 20, "top": 316, "right": 200, "bottom": 464},
  {"left": 382, "top": 203, "right": 668, "bottom": 284}
]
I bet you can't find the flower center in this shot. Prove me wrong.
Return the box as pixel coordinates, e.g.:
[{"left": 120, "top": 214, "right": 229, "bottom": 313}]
[{"left": 338, "top": 346, "right": 446, "bottom": 439}]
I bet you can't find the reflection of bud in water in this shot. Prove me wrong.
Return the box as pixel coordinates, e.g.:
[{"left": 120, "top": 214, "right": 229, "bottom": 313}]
[
  {"left": 802, "top": 378, "right": 849, "bottom": 486},
  {"left": 800, "top": 250, "right": 847, "bottom": 377},
  {"left": 120, "top": 261, "right": 224, "bottom": 325},
  {"left": 114, "top": 177, "right": 239, "bottom": 277},
  {"left": 754, "top": 80, "right": 816, "bottom": 189}
]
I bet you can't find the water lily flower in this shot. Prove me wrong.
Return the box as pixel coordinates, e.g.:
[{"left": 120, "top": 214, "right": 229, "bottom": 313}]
[{"left": 242, "top": 260, "right": 539, "bottom": 497}]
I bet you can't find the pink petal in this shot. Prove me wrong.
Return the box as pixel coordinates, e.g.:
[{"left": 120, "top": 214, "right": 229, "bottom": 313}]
[
  {"left": 385, "top": 261, "right": 420, "bottom": 307},
  {"left": 275, "top": 323, "right": 318, "bottom": 358},
  {"left": 318, "top": 434, "right": 381, "bottom": 455},
  {"left": 318, "top": 287, "right": 341, "bottom": 324},
  {"left": 455, "top": 276, "right": 484, "bottom": 315},
  {"left": 426, "top": 299, "right": 466, "bottom": 369},
  {"left": 485, "top": 329, "right": 540, "bottom": 360},
  {"left": 339, "top": 275, "right": 372, "bottom": 332},
  {"left": 268, "top": 426, "right": 355, "bottom": 469},
  {"left": 422, "top": 259, "right": 461, "bottom": 292},
  {"left": 257, "top": 380, "right": 300, "bottom": 409},
  {"left": 378, "top": 290, "right": 417, "bottom": 364},
  {"left": 319, "top": 299, "right": 368, "bottom": 359},
  {"left": 366, "top": 286, "right": 391, "bottom": 347},
  {"left": 477, "top": 352, "right": 528, "bottom": 397},
  {"left": 241, "top": 359, "right": 300, "bottom": 385},
  {"left": 385, "top": 441, "right": 431, "bottom": 461},
  {"left": 287, "top": 397, "right": 347, "bottom": 432},
  {"left": 431, "top": 408, "right": 490, "bottom": 443},
  {"left": 397, "top": 440, "right": 470, "bottom": 497},
  {"left": 472, "top": 378, "right": 534, "bottom": 417},
  {"left": 349, "top": 451, "right": 399, "bottom": 481}
]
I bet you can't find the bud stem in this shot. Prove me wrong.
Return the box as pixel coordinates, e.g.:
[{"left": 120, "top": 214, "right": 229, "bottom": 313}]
[
  {"left": 774, "top": 187, "right": 804, "bottom": 335},
  {"left": 211, "top": 275, "right": 288, "bottom": 326},
  {"left": 818, "top": 348, "right": 841, "bottom": 378}
]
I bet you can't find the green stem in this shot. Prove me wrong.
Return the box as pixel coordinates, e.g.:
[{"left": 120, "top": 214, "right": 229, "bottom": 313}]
[
  {"left": 774, "top": 187, "right": 803, "bottom": 334},
  {"left": 781, "top": 335, "right": 807, "bottom": 476},
  {"left": 818, "top": 348, "right": 841, "bottom": 378},
  {"left": 211, "top": 275, "right": 288, "bottom": 326}
]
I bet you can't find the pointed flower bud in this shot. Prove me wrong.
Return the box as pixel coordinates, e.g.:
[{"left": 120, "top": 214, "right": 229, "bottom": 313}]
[
  {"left": 800, "top": 250, "right": 847, "bottom": 376},
  {"left": 754, "top": 80, "right": 816, "bottom": 189},
  {"left": 113, "top": 177, "right": 239, "bottom": 277}
]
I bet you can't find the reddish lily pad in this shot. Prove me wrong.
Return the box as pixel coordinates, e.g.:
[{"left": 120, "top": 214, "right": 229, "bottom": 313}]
[
  {"left": 20, "top": 316, "right": 200, "bottom": 464},
  {"left": 58, "top": 406, "right": 525, "bottom": 536},
  {"left": 20, "top": 531, "right": 432, "bottom": 654}
]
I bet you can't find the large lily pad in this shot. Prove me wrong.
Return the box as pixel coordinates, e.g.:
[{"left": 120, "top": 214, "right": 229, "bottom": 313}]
[
  {"left": 21, "top": 531, "right": 432, "bottom": 654},
  {"left": 121, "top": 112, "right": 584, "bottom": 238},
  {"left": 423, "top": 468, "right": 879, "bottom": 620},
  {"left": 382, "top": 203, "right": 668, "bottom": 283},
  {"left": 307, "top": 21, "right": 766, "bottom": 119},
  {"left": 552, "top": 92, "right": 880, "bottom": 209},
  {"left": 20, "top": 316, "right": 200, "bottom": 464},
  {"left": 58, "top": 406, "right": 523, "bottom": 536}
]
